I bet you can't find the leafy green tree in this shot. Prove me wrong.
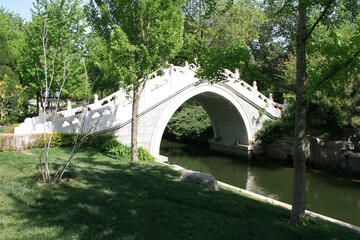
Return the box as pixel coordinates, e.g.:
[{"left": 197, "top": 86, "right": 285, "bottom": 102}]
[
  {"left": 0, "top": 70, "right": 25, "bottom": 124},
  {"left": 0, "top": 8, "right": 26, "bottom": 123},
  {"left": 85, "top": 0, "right": 185, "bottom": 163},
  {"left": 18, "top": 0, "right": 88, "bottom": 105},
  {"left": 173, "top": 0, "right": 265, "bottom": 65},
  {"left": 0, "top": 8, "right": 25, "bottom": 71},
  {"left": 195, "top": 0, "right": 360, "bottom": 224},
  {"left": 86, "top": 35, "right": 120, "bottom": 98},
  {"left": 255, "top": 0, "right": 360, "bottom": 225}
]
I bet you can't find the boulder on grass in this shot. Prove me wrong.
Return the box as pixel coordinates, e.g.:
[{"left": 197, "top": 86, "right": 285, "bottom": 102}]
[{"left": 179, "top": 170, "right": 219, "bottom": 190}]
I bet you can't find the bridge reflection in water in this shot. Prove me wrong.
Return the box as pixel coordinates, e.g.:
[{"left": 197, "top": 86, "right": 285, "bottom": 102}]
[{"left": 160, "top": 138, "right": 360, "bottom": 227}]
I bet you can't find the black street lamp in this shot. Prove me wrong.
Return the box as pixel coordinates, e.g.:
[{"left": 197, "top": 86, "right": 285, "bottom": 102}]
[{"left": 42, "top": 88, "right": 61, "bottom": 112}]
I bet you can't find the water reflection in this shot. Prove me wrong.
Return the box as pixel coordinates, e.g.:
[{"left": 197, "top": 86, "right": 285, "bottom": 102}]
[{"left": 160, "top": 139, "right": 360, "bottom": 227}]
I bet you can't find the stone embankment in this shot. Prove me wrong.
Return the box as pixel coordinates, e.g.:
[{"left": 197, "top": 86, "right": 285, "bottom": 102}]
[{"left": 253, "top": 137, "right": 360, "bottom": 176}]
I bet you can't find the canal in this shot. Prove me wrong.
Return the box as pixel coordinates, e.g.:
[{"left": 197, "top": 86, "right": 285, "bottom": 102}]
[{"left": 160, "top": 139, "right": 360, "bottom": 227}]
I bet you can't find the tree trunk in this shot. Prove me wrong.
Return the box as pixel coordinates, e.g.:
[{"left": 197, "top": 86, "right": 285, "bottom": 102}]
[
  {"left": 131, "top": 83, "right": 139, "bottom": 163},
  {"left": 37, "top": 93, "right": 40, "bottom": 115},
  {"left": 291, "top": 0, "right": 307, "bottom": 225},
  {"left": 0, "top": 101, "right": 3, "bottom": 121}
]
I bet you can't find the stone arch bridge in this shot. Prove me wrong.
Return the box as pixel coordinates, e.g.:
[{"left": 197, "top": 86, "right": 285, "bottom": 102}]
[{"left": 15, "top": 64, "right": 283, "bottom": 157}]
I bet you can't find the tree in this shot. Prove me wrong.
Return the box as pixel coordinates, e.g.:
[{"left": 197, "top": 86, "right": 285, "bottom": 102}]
[
  {"left": 0, "top": 8, "right": 26, "bottom": 124},
  {"left": 195, "top": 0, "right": 360, "bottom": 224},
  {"left": 35, "top": 19, "right": 101, "bottom": 183},
  {"left": 174, "top": 0, "right": 265, "bottom": 65},
  {"left": 0, "top": 8, "right": 25, "bottom": 71},
  {"left": 18, "top": 0, "right": 88, "bottom": 107},
  {"left": 291, "top": 0, "right": 360, "bottom": 224},
  {"left": 85, "top": 0, "right": 185, "bottom": 163},
  {"left": 0, "top": 72, "right": 25, "bottom": 124},
  {"left": 86, "top": 34, "right": 120, "bottom": 98},
  {"left": 17, "top": 0, "right": 91, "bottom": 183}
]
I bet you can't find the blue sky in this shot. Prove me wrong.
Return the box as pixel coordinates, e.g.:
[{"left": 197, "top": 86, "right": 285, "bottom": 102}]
[
  {"left": 0, "top": 0, "right": 34, "bottom": 21},
  {"left": 0, "top": 1, "right": 88, "bottom": 22}
]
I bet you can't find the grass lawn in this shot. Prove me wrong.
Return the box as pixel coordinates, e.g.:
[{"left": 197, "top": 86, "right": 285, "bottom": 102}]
[{"left": 0, "top": 147, "right": 359, "bottom": 240}]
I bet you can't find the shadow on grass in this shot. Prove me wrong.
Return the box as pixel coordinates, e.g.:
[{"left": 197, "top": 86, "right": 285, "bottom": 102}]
[{"left": 4, "top": 149, "right": 359, "bottom": 240}]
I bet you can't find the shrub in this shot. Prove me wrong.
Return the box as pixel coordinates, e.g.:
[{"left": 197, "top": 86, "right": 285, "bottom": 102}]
[
  {"left": 255, "top": 116, "right": 293, "bottom": 144},
  {"left": 166, "top": 100, "right": 212, "bottom": 141},
  {"left": 39, "top": 133, "right": 116, "bottom": 148},
  {"left": 99, "top": 139, "right": 119, "bottom": 152},
  {"left": 100, "top": 139, "right": 155, "bottom": 161},
  {"left": 0, "top": 123, "right": 21, "bottom": 133},
  {"left": 138, "top": 147, "right": 155, "bottom": 161},
  {"left": 107, "top": 144, "right": 132, "bottom": 159}
]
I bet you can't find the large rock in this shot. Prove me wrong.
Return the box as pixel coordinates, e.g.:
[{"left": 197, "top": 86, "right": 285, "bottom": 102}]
[{"left": 179, "top": 170, "right": 219, "bottom": 190}]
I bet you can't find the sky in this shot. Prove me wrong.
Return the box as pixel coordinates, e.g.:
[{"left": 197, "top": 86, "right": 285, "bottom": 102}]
[
  {"left": 0, "top": 0, "right": 88, "bottom": 22},
  {"left": 0, "top": 0, "right": 34, "bottom": 21}
]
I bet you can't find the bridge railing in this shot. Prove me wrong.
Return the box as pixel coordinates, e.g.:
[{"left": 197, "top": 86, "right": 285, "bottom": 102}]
[
  {"left": 14, "top": 64, "right": 283, "bottom": 135},
  {"left": 219, "top": 69, "right": 283, "bottom": 117}
]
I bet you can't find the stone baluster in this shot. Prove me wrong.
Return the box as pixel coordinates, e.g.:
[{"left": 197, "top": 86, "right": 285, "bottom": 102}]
[
  {"left": 169, "top": 66, "right": 173, "bottom": 92},
  {"left": 253, "top": 81, "right": 258, "bottom": 99},
  {"left": 66, "top": 100, "right": 72, "bottom": 117},
  {"left": 114, "top": 91, "right": 122, "bottom": 106},
  {"left": 269, "top": 93, "right": 274, "bottom": 113},
  {"left": 235, "top": 68, "right": 240, "bottom": 79},
  {"left": 283, "top": 99, "right": 288, "bottom": 111},
  {"left": 38, "top": 107, "right": 45, "bottom": 124},
  {"left": 269, "top": 93, "right": 273, "bottom": 103},
  {"left": 94, "top": 94, "right": 100, "bottom": 108}
]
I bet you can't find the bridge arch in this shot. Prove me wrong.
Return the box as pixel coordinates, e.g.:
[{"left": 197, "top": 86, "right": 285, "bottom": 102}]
[
  {"left": 14, "top": 65, "right": 282, "bottom": 157},
  {"left": 149, "top": 83, "right": 254, "bottom": 157}
]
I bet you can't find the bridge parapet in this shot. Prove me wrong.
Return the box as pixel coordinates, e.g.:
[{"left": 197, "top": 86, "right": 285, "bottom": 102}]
[
  {"left": 219, "top": 68, "right": 283, "bottom": 117},
  {"left": 14, "top": 64, "right": 282, "bottom": 145}
]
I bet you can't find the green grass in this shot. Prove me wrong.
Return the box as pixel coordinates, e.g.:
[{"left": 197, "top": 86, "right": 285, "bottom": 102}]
[{"left": 0, "top": 148, "right": 359, "bottom": 240}]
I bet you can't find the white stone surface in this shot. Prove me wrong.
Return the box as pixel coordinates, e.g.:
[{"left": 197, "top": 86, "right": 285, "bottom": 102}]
[{"left": 14, "top": 64, "right": 282, "bottom": 157}]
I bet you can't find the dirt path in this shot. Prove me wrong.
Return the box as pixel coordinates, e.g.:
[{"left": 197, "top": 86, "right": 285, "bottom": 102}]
[{"left": 20, "top": 149, "right": 36, "bottom": 156}]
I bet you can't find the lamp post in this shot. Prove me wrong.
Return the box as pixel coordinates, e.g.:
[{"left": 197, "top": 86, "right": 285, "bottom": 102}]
[{"left": 42, "top": 88, "right": 61, "bottom": 112}]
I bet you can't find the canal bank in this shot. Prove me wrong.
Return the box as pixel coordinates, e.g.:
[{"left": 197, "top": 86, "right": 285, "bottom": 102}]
[
  {"left": 253, "top": 137, "right": 360, "bottom": 176},
  {"left": 159, "top": 154, "right": 360, "bottom": 232},
  {"left": 160, "top": 138, "right": 360, "bottom": 228}
]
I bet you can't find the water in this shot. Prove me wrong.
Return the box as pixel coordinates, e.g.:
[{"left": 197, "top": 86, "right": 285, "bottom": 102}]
[{"left": 160, "top": 139, "right": 360, "bottom": 227}]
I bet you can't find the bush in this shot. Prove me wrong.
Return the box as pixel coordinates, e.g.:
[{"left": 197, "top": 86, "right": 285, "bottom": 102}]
[
  {"left": 255, "top": 116, "right": 293, "bottom": 144},
  {"left": 1, "top": 131, "right": 154, "bottom": 161},
  {"left": 39, "top": 133, "right": 116, "bottom": 148},
  {"left": 99, "top": 139, "right": 155, "bottom": 161},
  {"left": 137, "top": 147, "right": 155, "bottom": 161},
  {"left": 166, "top": 100, "right": 212, "bottom": 141},
  {"left": 0, "top": 123, "right": 21, "bottom": 133}
]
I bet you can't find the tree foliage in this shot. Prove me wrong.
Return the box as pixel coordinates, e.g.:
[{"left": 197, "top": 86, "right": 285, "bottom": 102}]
[
  {"left": 0, "top": 8, "right": 26, "bottom": 124},
  {"left": 166, "top": 100, "right": 212, "bottom": 141},
  {"left": 0, "top": 72, "right": 25, "bottom": 124},
  {"left": 86, "top": 0, "right": 185, "bottom": 90},
  {"left": 86, "top": 35, "right": 119, "bottom": 98},
  {"left": 85, "top": 0, "right": 185, "bottom": 162},
  {"left": 175, "top": 0, "right": 265, "bottom": 65},
  {"left": 193, "top": 0, "right": 360, "bottom": 225},
  {"left": 0, "top": 8, "right": 25, "bottom": 70},
  {"left": 18, "top": 0, "right": 88, "bottom": 101}
]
